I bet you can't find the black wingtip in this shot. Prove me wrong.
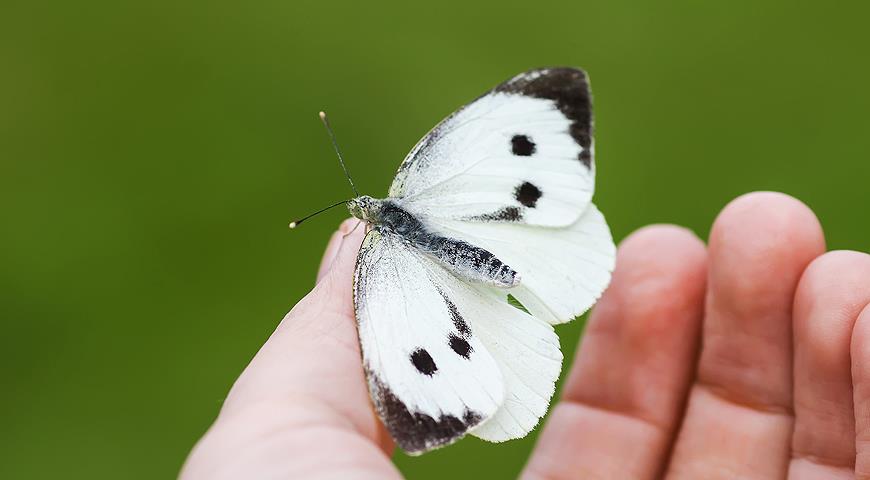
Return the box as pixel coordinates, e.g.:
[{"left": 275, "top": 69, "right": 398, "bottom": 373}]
[{"left": 495, "top": 67, "right": 594, "bottom": 167}]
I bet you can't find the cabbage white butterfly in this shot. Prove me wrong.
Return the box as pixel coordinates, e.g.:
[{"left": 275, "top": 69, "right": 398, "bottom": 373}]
[{"left": 293, "top": 68, "right": 615, "bottom": 454}]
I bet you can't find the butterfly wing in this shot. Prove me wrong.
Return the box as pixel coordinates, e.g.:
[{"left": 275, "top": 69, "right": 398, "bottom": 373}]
[
  {"left": 354, "top": 227, "right": 563, "bottom": 452},
  {"left": 428, "top": 203, "right": 616, "bottom": 325},
  {"left": 392, "top": 66, "right": 615, "bottom": 324},
  {"left": 389, "top": 67, "right": 595, "bottom": 227},
  {"left": 457, "top": 284, "right": 563, "bottom": 442}
]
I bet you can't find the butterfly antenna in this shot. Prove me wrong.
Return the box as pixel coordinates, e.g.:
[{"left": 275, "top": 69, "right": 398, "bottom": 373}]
[
  {"left": 319, "top": 111, "right": 360, "bottom": 197},
  {"left": 288, "top": 199, "right": 349, "bottom": 229}
]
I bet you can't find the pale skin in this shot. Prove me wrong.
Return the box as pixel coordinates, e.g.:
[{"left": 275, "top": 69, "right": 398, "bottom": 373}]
[{"left": 181, "top": 192, "right": 870, "bottom": 479}]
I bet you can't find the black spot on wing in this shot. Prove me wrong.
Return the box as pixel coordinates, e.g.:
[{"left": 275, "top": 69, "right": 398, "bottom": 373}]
[
  {"left": 511, "top": 134, "right": 536, "bottom": 156},
  {"left": 367, "top": 376, "right": 484, "bottom": 454},
  {"left": 438, "top": 290, "right": 470, "bottom": 336},
  {"left": 410, "top": 348, "right": 437, "bottom": 376},
  {"left": 473, "top": 206, "right": 523, "bottom": 222},
  {"left": 515, "top": 181, "right": 542, "bottom": 208},
  {"left": 448, "top": 334, "right": 472, "bottom": 359},
  {"left": 496, "top": 67, "right": 593, "bottom": 167}
]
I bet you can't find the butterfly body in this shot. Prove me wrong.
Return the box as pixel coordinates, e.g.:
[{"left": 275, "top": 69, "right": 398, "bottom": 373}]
[
  {"left": 349, "top": 196, "right": 520, "bottom": 288},
  {"left": 347, "top": 68, "right": 616, "bottom": 455}
]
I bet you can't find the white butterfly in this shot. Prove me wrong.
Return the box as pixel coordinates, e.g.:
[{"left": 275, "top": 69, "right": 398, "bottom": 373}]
[{"left": 312, "top": 68, "right": 615, "bottom": 454}]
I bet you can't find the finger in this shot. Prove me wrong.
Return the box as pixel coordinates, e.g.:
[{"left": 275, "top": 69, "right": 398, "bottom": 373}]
[
  {"left": 851, "top": 304, "right": 870, "bottom": 479},
  {"left": 524, "top": 225, "right": 708, "bottom": 479},
  {"left": 317, "top": 218, "right": 360, "bottom": 283},
  {"left": 790, "top": 251, "right": 870, "bottom": 479},
  {"left": 224, "top": 218, "right": 367, "bottom": 418},
  {"left": 666, "top": 192, "right": 825, "bottom": 479},
  {"left": 182, "top": 221, "right": 399, "bottom": 479}
]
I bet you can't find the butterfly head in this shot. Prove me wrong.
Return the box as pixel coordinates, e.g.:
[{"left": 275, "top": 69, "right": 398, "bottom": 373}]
[{"left": 348, "top": 195, "right": 383, "bottom": 223}]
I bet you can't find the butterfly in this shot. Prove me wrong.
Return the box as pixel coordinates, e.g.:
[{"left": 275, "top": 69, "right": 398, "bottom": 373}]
[{"left": 301, "top": 67, "right": 615, "bottom": 455}]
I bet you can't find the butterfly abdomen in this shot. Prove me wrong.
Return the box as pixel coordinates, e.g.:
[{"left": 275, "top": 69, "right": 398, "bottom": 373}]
[{"left": 419, "top": 236, "right": 520, "bottom": 288}]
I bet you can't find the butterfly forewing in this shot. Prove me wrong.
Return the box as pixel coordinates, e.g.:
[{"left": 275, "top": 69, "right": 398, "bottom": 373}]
[
  {"left": 389, "top": 68, "right": 595, "bottom": 227},
  {"left": 353, "top": 229, "right": 504, "bottom": 454}
]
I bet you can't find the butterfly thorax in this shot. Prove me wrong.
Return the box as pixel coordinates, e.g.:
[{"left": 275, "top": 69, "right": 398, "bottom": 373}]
[
  {"left": 348, "top": 195, "right": 520, "bottom": 288},
  {"left": 348, "top": 196, "right": 426, "bottom": 239}
]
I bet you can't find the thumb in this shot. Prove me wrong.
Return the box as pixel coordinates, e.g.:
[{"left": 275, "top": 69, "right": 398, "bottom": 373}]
[
  {"left": 181, "top": 219, "right": 397, "bottom": 479},
  {"left": 316, "top": 218, "right": 364, "bottom": 284},
  {"left": 221, "top": 217, "right": 369, "bottom": 420}
]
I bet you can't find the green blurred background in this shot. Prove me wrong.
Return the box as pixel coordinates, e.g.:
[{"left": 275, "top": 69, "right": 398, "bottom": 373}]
[{"left": 2, "top": 0, "right": 869, "bottom": 478}]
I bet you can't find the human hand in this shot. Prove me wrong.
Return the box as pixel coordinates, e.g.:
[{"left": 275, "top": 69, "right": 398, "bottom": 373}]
[{"left": 181, "top": 192, "right": 870, "bottom": 479}]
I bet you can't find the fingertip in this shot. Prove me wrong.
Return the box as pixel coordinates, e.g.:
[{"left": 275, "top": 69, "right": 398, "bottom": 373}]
[
  {"left": 605, "top": 224, "right": 708, "bottom": 319},
  {"left": 796, "top": 251, "right": 870, "bottom": 360},
  {"left": 317, "top": 219, "right": 366, "bottom": 300},
  {"left": 803, "top": 249, "right": 870, "bottom": 276},
  {"left": 713, "top": 191, "right": 821, "bottom": 232},
  {"left": 707, "top": 191, "right": 826, "bottom": 310},
  {"left": 316, "top": 230, "right": 343, "bottom": 283},
  {"left": 338, "top": 217, "right": 361, "bottom": 233},
  {"left": 317, "top": 218, "right": 364, "bottom": 283},
  {"left": 710, "top": 191, "right": 825, "bottom": 257},
  {"left": 619, "top": 224, "right": 707, "bottom": 268},
  {"left": 796, "top": 250, "right": 870, "bottom": 316},
  {"left": 331, "top": 219, "right": 366, "bottom": 272}
]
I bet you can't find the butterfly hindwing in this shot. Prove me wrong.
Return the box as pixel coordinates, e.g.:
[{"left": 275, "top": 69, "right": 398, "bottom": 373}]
[
  {"left": 429, "top": 203, "right": 616, "bottom": 324},
  {"left": 451, "top": 284, "right": 563, "bottom": 442},
  {"left": 389, "top": 67, "right": 595, "bottom": 227}
]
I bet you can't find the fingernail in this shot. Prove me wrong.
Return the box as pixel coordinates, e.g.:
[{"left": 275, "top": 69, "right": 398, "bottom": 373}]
[{"left": 316, "top": 229, "right": 346, "bottom": 283}]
